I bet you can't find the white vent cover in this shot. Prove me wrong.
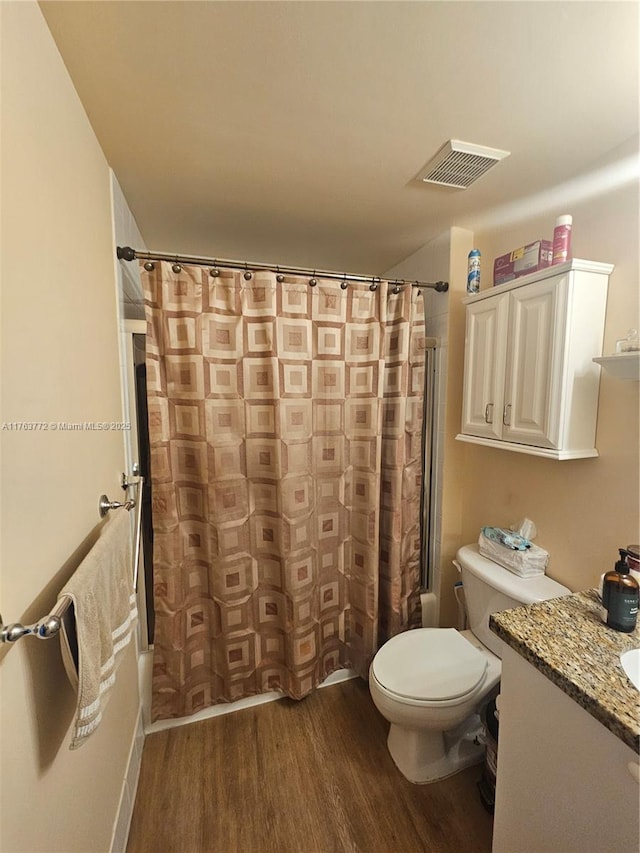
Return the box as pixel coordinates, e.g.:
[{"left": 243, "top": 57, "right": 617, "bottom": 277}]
[{"left": 419, "top": 139, "right": 510, "bottom": 189}]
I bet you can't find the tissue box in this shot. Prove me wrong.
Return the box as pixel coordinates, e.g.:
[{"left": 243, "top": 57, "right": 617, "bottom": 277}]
[
  {"left": 493, "top": 240, "right": 553, "bottom": 286},
  {"left": 478, "top": 529, "right": 549, "bottom": 577}
]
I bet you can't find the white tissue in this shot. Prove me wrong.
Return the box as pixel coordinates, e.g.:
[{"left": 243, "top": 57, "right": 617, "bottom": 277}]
[
  {"left": 479, "top": 530, "right": 548, "bottom": 577},
  {"left": 513, "top": 518, "right": 537, "bottom": 541}
]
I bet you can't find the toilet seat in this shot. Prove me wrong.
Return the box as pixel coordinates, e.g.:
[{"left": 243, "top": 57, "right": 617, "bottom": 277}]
[{"left": 371, "top": 628, "right": 488, "bottom": 702}]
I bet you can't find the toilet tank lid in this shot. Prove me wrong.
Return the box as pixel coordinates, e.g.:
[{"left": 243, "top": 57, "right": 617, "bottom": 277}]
[{"left": 456, "top": 544, "right": 571, "bottom": 604}]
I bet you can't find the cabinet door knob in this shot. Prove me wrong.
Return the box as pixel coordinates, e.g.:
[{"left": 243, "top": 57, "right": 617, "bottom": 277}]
[
  {"left": 484, "top": 403, "right": 494, "bottom": 424},
  {"left": 503, "top": 403, "right": 512, "bottom": 426}
]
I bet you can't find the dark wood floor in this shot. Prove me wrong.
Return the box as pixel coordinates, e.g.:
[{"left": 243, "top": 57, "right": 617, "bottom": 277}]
[{"left": 127, "top": 678, "right": 493, "bottom": 853}]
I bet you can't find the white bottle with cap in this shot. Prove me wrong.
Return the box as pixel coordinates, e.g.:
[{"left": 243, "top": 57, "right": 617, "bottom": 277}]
[{"left": 552, "top": 215, "right": 572, "bottom": 264}]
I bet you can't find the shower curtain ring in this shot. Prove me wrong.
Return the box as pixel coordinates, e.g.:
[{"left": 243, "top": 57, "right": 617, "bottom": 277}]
[
  {"left": 209, "top": 262, "right": 220, "bottom": 278},
  {"left": 369, "top": 277, "right": 379, "bottom": 292},
  {"left": 340, "top": 275, "right": 348, "bottom": 290},
  {"left": 393, "top": 281, "right": 402, "bottom": 294},
  {"left": 309, "top": 272, "right": 318, "bottom": 287},
  {"left": 276, "top": 266, "right": 284, "bottom": 283},
  {"left": 144, "top": 261, "right": 155, "bottom": 272},
  {"left": 172, "top": 256, "right": 182, "bottom": 274},
  {"left": 243, "top": 263, "right": 252, "bottom": 281}
]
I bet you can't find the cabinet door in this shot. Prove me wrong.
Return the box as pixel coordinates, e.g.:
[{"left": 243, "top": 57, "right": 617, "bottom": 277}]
[
  {"left": 461, "top": 293, "right": 509, "bottom": 440},
  {"left": 503, "top": 276, "right": 566, "bottom": 448}
]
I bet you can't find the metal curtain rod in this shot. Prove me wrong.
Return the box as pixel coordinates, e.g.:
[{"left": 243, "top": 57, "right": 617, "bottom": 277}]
[{"left": 116, "top": 246, "right": 449, "bottom": 292}]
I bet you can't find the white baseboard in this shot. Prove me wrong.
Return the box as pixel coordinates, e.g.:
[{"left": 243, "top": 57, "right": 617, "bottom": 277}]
[{"left": 110, "top": 707, "right": 145, "bottom": 853}]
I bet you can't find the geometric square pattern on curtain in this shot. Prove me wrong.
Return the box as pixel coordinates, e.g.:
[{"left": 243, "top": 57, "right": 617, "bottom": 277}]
[{"left": 142, "top": 262, "right": 426, "bottom": 722}]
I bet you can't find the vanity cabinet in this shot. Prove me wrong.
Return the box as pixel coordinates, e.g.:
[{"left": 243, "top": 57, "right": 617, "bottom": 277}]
[
  {"left": 457, "top": 259, "right": 613, "bottom": 459},
  {"left": 493, "top": 645, "right": 639, "bottom": 853}
]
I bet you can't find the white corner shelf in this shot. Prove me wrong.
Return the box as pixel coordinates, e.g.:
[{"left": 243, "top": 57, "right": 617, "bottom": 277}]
[{"left": 593, "top": 352, "right": 640, "bottom": 381}]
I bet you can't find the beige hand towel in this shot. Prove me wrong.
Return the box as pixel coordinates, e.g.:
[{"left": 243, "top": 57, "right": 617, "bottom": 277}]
[{"left": 59, "top": 509, "right": 138, "bottom": 749}]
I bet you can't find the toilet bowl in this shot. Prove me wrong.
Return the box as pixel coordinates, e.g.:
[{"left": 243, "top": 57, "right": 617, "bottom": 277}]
[
  {"left": 369, "top": 543, "right": 571, "bottom": 784},
  {"left": 369, "top": 627, "right": 501, "bottom": 783}
]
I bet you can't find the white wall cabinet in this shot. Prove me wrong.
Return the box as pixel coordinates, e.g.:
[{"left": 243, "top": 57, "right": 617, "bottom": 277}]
[{"left": 457, "top": 259, "right": 613, "bottom": 460}]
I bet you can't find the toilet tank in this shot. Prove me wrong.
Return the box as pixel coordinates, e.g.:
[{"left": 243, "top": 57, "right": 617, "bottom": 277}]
[{"left": 456, "top": 544, "right": 571, "bottom": 658}]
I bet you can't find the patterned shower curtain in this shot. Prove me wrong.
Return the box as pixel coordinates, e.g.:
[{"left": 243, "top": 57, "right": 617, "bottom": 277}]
[{"left": 142, "top": 262, "right": 426, "bottom": 721}]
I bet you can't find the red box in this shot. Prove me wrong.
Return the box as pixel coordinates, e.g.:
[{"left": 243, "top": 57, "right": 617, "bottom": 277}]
[{"left": 493, "top": 240, "right": 553, "bottom": 285}]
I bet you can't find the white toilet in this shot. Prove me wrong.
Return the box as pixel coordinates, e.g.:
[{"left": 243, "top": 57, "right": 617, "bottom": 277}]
[{"left": 369, "top": 543, "right": 570, "bottom": 784}]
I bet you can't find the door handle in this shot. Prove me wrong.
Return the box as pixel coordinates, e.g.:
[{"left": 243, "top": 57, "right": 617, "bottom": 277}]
[
  {"left": 484, "top": 403, "right": 494, "bottom": 424},
  {"left": 502, "top": 404, "right": 512, "bottom": 426}
]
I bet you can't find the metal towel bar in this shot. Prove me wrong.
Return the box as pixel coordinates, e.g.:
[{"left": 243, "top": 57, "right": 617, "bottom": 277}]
[{"left": 0, "top": 475, "right": 144, "bottom": 644}]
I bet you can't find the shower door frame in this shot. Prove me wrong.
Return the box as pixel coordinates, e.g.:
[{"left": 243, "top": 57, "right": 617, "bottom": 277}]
[
  {"left": 123, "top": 319, "right": 153, "bottom": 652},
  {"left": 420, "top": 339, "right": 438, "bottom": 592}
]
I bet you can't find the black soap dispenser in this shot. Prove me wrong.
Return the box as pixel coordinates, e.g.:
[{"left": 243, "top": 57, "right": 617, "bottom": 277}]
[{"left": 602, "top": 549, "right": 639, "bottom": 633}]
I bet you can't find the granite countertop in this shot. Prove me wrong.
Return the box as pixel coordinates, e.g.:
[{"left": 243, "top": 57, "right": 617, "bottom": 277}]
[{"left": 490, "top": 588, "right": 640, "bottom": 753}]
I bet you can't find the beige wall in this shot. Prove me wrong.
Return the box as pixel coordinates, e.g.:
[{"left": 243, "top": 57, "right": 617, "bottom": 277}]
[
  {"left": 456, "top": 179, "right": 639, "bottom": 592},
  {"left": 1, "top": 4, "right": 140, "bottom": 851}
]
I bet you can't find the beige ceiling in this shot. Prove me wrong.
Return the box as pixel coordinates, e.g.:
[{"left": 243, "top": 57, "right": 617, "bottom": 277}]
[{"left": 40, "top": 1, "right": 639, "bottom": 274}]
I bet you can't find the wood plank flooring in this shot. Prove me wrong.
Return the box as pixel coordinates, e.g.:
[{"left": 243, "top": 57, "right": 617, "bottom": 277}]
[{"left": 127, "top": 678, "right": 493, "bottom": 853}]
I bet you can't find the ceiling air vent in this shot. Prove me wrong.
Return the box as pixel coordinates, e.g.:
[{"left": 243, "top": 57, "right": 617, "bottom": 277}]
[{"left": 418, "top": 140, "right": 510, "bottom": 189}]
